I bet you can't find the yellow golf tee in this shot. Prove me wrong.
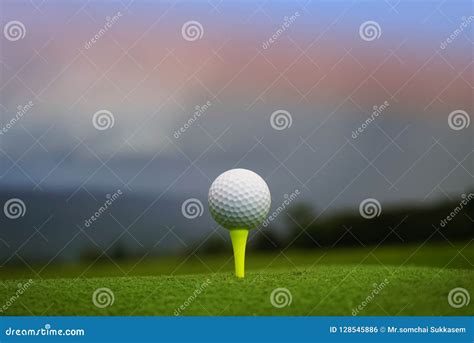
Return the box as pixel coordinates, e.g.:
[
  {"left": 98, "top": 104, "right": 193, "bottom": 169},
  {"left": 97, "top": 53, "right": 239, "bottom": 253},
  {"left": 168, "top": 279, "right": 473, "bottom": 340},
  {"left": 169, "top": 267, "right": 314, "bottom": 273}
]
[{"left": 229, "top": 229, "right": 249, "bottom": 278}]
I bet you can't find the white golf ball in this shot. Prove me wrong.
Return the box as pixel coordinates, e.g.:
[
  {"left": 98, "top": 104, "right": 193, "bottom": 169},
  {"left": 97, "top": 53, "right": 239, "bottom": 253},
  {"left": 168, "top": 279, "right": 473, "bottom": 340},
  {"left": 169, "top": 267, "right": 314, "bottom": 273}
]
[{"left": 208, "top": 169, "right": 271, "bottom": 229}]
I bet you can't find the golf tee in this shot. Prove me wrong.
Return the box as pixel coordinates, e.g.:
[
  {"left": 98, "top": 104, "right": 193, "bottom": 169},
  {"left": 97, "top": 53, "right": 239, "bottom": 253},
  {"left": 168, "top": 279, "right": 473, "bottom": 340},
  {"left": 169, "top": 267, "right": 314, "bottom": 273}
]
[{"left": 229, "top": 229, "right": 249, "bottom": 278}]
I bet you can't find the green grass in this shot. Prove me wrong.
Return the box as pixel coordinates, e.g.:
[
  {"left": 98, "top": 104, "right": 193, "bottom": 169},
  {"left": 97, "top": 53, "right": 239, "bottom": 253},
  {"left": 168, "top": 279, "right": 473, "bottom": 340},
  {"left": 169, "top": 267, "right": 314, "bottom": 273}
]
[
  {"left": 0, "top": 265, "right": 472, "bottom": 316},
  {"left": 1, "top": 241, "right": 473, "bottom": 280},
  {"left": 0, "top": 243, "right": 472, "bottom": 315}
]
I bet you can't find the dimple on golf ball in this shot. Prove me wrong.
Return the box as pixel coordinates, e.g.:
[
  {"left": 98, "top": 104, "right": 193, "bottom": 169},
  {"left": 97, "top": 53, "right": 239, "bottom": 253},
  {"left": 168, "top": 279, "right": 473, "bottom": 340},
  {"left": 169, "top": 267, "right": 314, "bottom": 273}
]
[{"left": 208, "top": 168, "right": 271, "bottom": 229}]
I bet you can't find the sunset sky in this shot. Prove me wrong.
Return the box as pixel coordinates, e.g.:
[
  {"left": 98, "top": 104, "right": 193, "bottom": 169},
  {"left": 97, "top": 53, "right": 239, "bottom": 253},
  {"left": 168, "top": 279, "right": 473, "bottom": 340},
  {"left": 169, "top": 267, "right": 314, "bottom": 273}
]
[{"left": 1, "top": 0, "right": 472, "bottom": 210}]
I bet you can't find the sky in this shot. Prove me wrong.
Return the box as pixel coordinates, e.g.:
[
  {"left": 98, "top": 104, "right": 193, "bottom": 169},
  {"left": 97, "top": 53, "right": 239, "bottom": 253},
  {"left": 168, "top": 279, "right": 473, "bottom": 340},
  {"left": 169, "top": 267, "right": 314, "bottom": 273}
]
[{"left": 0, "top": 0, "right": 472, "bottom": 261}]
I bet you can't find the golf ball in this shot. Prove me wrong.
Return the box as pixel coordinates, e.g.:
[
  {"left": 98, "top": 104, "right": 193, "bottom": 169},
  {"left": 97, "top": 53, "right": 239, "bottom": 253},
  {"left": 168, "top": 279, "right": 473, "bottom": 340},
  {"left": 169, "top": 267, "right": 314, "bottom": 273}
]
[{"left": 208, "top": 168, "right": 271, "bottom": 229}]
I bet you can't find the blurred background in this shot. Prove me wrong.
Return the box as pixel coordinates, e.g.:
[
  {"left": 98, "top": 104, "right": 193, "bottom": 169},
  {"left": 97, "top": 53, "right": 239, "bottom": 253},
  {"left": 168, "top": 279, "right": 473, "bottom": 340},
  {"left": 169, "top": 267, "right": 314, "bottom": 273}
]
[{"left": 0, "top": 0, "right": 472, "bottom": 279}]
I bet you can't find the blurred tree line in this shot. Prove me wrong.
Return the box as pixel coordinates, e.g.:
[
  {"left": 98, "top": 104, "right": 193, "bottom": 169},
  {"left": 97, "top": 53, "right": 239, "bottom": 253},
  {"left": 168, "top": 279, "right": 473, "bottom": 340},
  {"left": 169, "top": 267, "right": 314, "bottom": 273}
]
[
  {"left": 194, "top": 193, "right": 474, "bottom": 254},
  {"left": 77, "top": 193, "right": 473, "bottom": 262}
]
